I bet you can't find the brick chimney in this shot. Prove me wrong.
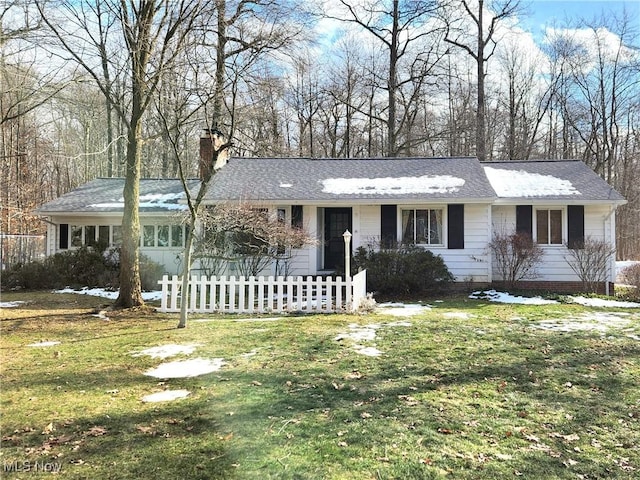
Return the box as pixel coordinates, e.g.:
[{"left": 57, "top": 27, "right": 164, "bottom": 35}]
[{"left": 199, "top": 129, "right": 229, "bottom": 179}]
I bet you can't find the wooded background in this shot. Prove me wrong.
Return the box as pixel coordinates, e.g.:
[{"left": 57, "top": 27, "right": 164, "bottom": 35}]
[{"left": 2, "top": 0, "right": 638, "bottom": 268}]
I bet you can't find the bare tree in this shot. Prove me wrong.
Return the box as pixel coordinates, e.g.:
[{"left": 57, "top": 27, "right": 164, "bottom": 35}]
[
  {"left": 564, "top": 237, "right": 616, "bottom": 293},
  {"left": 443, "top": 0, "right": 522, "bottom": 161},
  {"left": 489, "top": 231, "right": 544, "bottom": 288},
  {"left": 323, "top": 0, "right": 444, "bottom": 157},
  {"left": 37, "top": 0, "right": 203, "bottom": 308}
]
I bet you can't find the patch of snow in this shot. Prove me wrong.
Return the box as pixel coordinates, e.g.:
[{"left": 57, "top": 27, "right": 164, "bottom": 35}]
[
  {"left": 144, "top": 358, "right": 225, "bottom": 379},
  {"left": 142, "top": 390, "right": 190, "bottom": 403},
  {"left": 279, "top": 183, "right": 293, "bottom": 188},
  {"left": 321, "top": 175, "right": 465, "bottom": 195},
  {"left": 376, "top": 303, "right": 431, "bottom": 316},
  {"left": 335, "top": 321, "right": 411, "bottom": 357},
  {"left": 569, "top": 296, "right": 640, "bottom": 309},
  {"left": 27, "top": 341, "right": 61, "bottom": 347},
  {"left": 93, "top": 310, "right": 109, "bottom": 320},
  {"left": 233, "top": 317, "right": 284, "bottom": 322},
  {"left": 484, "top": 167, "right": 580, "bottom": 197},
  {"left": 532, "top": 312, "right": 632, "bottom": 333},
  {"left": 240, "top": 349, "right": 259, "bottom": 358},
  {"left": 0, "top": 301, "right": 24, "bottom": 308},
  {"left": 132, "top": 344, "right": 199, "bottom": 359},
  {"left": 354, "top": 346, "right": 383, "bottom": 357},
  {"left": 89, "top": 192, "right": 187, "bottom": 211},
  {"left": 469, "top": 290, "right": 558, "bottom": 305},
  {"left": 335, "top": 323, "right": 379, "bottom": 342},
  {"left": 54, "top": 287, "right": 162, "bottom": 301},
  {"left": 442, "top": 311, "right": 474, "bottom": 319}
]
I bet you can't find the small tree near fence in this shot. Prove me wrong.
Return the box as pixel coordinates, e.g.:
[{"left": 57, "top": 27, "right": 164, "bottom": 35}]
[
  {"left": 194, "top": 202, "right": 316, "bottom": 277},
  {"left": 489, "top": 231, "right": 544, "bottom": 289},
  {"left": 564, "top": 237, "right": 616, "bottom": 293}
]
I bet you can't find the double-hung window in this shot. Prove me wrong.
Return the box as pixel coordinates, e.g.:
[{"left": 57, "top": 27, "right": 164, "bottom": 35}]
[
  {"left": 536, "top": 209, "right": 563, "bottom": 245},
  {"left": 401, "top": 209, "right": 443, "bottom": 245}
]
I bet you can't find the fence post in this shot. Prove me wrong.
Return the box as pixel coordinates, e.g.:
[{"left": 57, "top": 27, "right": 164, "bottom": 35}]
[
  {"left": 351, "top": 269, "right": 367, "bottom": 311},
  {"left": 158, "top": 275, "right": 169, "bottom": 312}
]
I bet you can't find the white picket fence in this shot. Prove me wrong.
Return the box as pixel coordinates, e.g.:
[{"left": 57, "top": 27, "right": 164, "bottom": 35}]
[{"left": 157, "top": 270, "right": 367, "bottom": 314}]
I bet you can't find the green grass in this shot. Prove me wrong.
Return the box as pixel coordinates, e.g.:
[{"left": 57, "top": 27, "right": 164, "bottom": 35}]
[{"left": 1, "top": 292, "right": 639, "bottom": 479}]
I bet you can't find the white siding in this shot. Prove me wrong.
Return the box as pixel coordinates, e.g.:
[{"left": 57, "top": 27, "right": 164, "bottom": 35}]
[
  {"left": 287, "top": 206, "right": 318, "bottom": 275},
  {"left": 438, "top": 204, "right": 491, "bottom": 283},
  {"left": 350, "top": 203, "right": 492, "bottom": 283},
  {"left": 358, "top": 205, "right": 381, "bottom": 246},
  {"left": 490, "top": 204, "right": 617, "bottom": 282}
]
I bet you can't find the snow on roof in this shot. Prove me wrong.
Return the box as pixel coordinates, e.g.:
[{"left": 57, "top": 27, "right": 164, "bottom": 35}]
[
  {"left": 89, "top": 192, "right": 187, "bottom": 210},
  {"left": 321, "top": 175, "right": 465, "bottom": 195},
  {"left": 484, "top": 166, "right": 581, "bottom": 198}
]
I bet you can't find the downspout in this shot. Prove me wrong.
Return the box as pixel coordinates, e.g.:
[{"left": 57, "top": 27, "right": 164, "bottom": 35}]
[
  {"left": 603, "top": 205, "right": 618, "bottom": 296},
  {"left": 487, "top": 204, "right": 493, "bottom": 284}
]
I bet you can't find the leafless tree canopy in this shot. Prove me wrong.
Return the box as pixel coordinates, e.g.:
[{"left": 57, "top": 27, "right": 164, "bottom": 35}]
[{"left": 2, "top": 0, "right": 639, "bottom": 282}]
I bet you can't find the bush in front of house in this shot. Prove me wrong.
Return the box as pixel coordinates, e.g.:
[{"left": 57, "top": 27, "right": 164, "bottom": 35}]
[
  {"left": 2, "top": 246, "right": 163, "bottom": 292},
  {"left": 2, "top": 247, "right": 119, "bottom": 290},
  {"left": 353, "top": 244, "right": 454, "bottom": 296}
]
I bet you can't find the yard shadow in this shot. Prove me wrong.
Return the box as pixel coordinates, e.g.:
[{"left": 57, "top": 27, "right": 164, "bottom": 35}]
[{"left": 3, "top": 398, "right": 237, "bottom": 480}]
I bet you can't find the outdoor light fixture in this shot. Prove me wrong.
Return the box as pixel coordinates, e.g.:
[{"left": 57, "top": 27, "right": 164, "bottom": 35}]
[{"left": 343, "top": 229, "right": 352, "bottom": 280}]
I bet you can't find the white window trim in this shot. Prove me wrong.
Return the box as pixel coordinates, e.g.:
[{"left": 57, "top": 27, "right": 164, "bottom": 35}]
[
  {"left": 399, "top": 206, "right": 446, "bottom": 247},
  {"left": 533, "top": 207, "right": 566, "bottom": 246}
]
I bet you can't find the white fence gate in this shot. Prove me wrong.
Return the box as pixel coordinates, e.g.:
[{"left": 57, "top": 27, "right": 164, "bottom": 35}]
[{"left": 158, "top": 270, "right": 367, "bottom": 314}]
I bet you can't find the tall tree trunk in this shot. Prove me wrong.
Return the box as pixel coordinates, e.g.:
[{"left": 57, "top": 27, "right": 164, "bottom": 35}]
[{"left": 116, "top": 117, "right": 143, "bottom": 307}]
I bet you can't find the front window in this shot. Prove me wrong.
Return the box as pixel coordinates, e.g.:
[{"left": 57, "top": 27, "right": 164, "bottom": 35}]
[
  {"left": 536, "top": 209, "right": 563, "bottom": 245},
  {"left": 171, "top": 225, "right": 184, "bottom": 247},
  {"left": 143, "top": 225, "right": 155, "bottom": 247},
  {"left": 71, "top": 225, "right": 83, "bottom": 247},
  {"left": 157, "top": 225, "right": 170, "bottom": 247},
  {"left": 401, "top": 209, "right": 443, "bottom": 245}
]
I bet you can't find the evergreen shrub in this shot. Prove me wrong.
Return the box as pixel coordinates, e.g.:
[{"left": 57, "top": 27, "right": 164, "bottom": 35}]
[{"left": 353, "top": 244, "right": 454, "bottom": 296}]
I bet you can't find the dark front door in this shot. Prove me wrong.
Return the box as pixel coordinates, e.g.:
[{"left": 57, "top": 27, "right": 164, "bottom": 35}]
[{"left": 324, "top": 208, "right": 352, "bottom": 271}]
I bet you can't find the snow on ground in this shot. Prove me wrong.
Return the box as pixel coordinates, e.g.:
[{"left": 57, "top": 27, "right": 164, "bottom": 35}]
[
  {"left": 142, "top": 390, "right": 190, "bottom": 403},
  {"left": 144, "top": 358, "right": 225, "bottom": 379},
  {"left": 354, "top": 346, "right": 383, "bottom": 357},
  {"left": 532, "top": 312, "right": 633, "bottom": 334},
  {"left": 27, "top": 341, "right": 61, "bottom": 347},
  {"left": 132, "top": 344, "right": 200, "bottom": 359},
  {"left": 569, "top": 296, "right": 640, "bottom": 309},
  {"left": 375, "top": 302, "right": 432, "bottom": 316},
  {"left": 54, "top": 287, "right": 162, "bottom": 301},
  {"left": 442, "top": 311, "right": 475, "bottom": 319},
  {"left": 233, "top": 317, "right": 284, "bottom": 322},
  {"left": 335, "top": 321, "right": 412, "bottom": 357},
  {"left": 335, "top": 323, "right": 379, "bottom": 342},
  {"left": 469, "top": 290, "right": 558, "bottom": 305},
  {"left": 1, "top": 301, "right": 25, "bottom": 308}
]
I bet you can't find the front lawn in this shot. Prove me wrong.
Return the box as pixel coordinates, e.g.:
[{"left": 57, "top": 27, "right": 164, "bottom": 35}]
[{"left": 1, "top": 292, "right": 639, "bottom": 479}]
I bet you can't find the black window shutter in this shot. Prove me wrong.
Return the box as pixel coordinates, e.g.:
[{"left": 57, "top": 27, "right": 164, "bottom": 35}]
[
  {"left": 59, "top": 224, "right": 69, "bottom": 249},
  {"left": 291, "top": 205, "right": 303, "bottom": 229},
  {"left": 516, "top": 205, "right": 533, "bottom": 238},
  {"left": 567, "top": 205, "right": 585, "bottom": 249},
  {"left": 447, "top": 204, "right": 464, "bottom": 249},
  {"left": 380, "top": 205, "right": 397, "bottom": 248}
]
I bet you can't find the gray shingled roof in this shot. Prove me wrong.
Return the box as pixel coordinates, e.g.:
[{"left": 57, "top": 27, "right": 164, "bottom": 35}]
[
  {"left": 35, "top": 178, "right": 199, "bottom": 214},
  {"left": 204, "top": 157, "right": 496, "bottom": 203},
  {"left": 482, "top": 160, "right": 626, "bottom": 202},
  {"left": 35, "top": 158, "right": 625, "bottom": 215}
]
